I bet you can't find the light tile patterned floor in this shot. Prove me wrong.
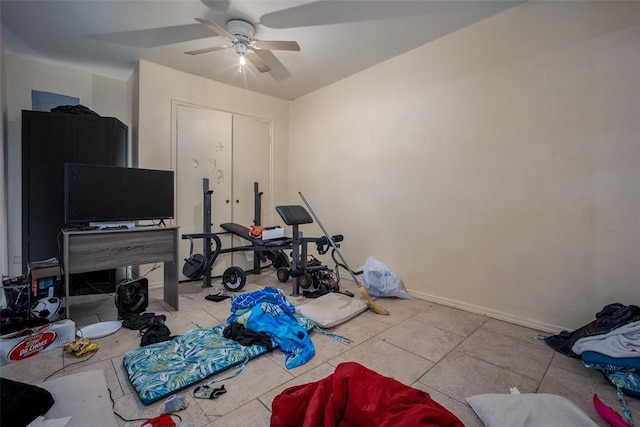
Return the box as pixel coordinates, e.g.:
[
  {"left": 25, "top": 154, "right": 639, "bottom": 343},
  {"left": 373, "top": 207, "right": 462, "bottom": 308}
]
[{"left": 2, "top": 271, "right": 638, "bottom": 426}]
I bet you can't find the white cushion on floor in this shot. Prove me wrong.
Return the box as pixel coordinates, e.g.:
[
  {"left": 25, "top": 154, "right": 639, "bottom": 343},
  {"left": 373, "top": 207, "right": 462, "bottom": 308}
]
[
  {"left": 296, "top": 292, "right": 368, "bottom": 328},
  {"left": 466, "top": 393, "right": 599, "bottom": 427}
]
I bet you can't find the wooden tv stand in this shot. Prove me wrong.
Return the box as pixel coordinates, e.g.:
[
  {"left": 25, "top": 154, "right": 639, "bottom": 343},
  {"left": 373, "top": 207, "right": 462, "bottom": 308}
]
[{"left": 62, "top": 226, "right": 179, "bottom": 318}]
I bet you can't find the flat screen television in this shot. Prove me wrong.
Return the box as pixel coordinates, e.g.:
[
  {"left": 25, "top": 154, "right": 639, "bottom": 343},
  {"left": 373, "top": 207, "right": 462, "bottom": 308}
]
[{"left": 64, "top": 163, "right": 174, "bottom": 226}]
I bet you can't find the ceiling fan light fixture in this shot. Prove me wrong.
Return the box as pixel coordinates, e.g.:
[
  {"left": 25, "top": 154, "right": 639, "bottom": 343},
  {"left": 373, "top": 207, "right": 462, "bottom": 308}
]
[
  {"left": 235, "top": 43, "right": 248, "bottom": 68},
  {"left": 189, "top": 17, "right": 295, "bottom": 75}
]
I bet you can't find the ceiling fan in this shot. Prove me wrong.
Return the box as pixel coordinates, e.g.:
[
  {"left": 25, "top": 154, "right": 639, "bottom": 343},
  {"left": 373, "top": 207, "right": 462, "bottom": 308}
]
[{"left": 185, "top": 18, "right": 300, "bottom": 73}]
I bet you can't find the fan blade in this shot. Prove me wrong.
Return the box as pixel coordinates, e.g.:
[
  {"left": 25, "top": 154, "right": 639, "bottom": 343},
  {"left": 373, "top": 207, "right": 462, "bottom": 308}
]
[
  {"left": 246, "top": 52, "right": 271, "bottom": 73},
  {"left": 185, "top": 45, "right": 229, "bottom": 55},
  {"left": 252, "top": 40, "right": 300, "bottom": 51},
  {"left": 195, "top": 17, "right": 237, "bottom": 42}
]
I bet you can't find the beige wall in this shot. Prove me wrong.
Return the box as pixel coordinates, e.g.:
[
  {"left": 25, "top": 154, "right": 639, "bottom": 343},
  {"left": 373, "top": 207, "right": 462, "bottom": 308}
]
[
  {"left": 289, "top": 1, "right": 640, "bottom": 332},
  {"left": 4, "top": 53, "right": 130, "bottom": 276}
]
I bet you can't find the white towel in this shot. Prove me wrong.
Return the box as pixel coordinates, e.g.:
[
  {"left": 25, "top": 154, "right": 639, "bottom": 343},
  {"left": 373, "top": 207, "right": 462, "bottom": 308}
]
[{"left": 572, "top": 320, "right": 640, "bottom": 358}]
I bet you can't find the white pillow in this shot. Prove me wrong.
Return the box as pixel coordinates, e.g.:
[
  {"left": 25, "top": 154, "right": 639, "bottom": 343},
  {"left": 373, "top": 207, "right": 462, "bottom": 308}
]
[
  {"left": 466, "top": 393, "right": 599, "bottom": 427},
  {"left": 296, "top": 292, "right": 368, "bottom": 328}
]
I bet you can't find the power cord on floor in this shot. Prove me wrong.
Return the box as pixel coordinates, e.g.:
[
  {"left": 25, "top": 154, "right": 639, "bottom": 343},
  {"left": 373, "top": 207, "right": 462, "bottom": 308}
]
[
  {"left": 108, "top": 388, "right": 182, "bottom": 424},
  {"left": 41, "top": 349, "right": 97, "bottom": 382}
]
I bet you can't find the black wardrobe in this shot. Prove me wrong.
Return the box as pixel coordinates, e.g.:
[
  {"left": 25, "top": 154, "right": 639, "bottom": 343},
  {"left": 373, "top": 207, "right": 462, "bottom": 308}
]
[{"left": 21, "top": 110, "right": 128, "bottom": 293}]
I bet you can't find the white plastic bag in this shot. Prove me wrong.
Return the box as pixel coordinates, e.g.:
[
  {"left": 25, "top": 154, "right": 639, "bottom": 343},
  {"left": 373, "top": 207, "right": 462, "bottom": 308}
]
[{"left": 357, "top": 256, "right": 410, "bottom": 299}]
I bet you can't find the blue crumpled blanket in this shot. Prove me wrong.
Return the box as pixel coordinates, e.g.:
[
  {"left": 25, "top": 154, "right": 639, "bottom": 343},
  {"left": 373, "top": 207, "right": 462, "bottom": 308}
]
[{"left": 228, "top": 287, "right": 315, "bottom": 369}]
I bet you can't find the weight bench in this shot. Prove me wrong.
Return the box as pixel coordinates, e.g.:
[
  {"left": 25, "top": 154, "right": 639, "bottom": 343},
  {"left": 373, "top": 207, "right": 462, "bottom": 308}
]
[
  {"left": 181, "top": 185, "right": 343, "bottom": 296},
  {"left": 182, "top": 180, "right": 293, "bottom": 290},
  {"left": 182, "top": 224, "right": 292, "bottom": 291},
  {"left": 219, "top": 222, "right": 292, "bottom": 247},
  {"left": 219, "top": 221, "right": 293, "bottom": 275}
]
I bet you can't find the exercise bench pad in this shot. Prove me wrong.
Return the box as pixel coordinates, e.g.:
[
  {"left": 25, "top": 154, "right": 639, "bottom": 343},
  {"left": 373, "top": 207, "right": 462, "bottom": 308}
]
[
  {"left": 276, "top": 205, "right": 313, "bottom": 226},
  {"left": 220, "top": 223, "right": 291, "bottom": 246}
]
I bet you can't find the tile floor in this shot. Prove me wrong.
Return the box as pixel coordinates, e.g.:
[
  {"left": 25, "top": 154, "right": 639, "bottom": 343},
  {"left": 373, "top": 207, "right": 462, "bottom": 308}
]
[{"left": 2, "top": 271, "right": 638, "bottom": 426}]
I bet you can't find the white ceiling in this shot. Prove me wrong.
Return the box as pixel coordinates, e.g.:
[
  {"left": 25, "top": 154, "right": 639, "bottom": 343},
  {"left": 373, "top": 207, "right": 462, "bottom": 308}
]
[{"left": 1, "top": 1, "right": 522, "bottom": 100}]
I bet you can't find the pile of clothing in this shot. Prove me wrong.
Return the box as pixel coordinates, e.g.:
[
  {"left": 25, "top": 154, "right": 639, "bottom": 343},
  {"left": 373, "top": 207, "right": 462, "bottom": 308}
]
[
  {"left": 545, "top": 303, "right": 640, "bottom": 426},
  {"left": 121, "top": 312, "right": 173, "bottom": 347},
  {"left": 227, "top": 287, "right": 315, "bottom": 369}
]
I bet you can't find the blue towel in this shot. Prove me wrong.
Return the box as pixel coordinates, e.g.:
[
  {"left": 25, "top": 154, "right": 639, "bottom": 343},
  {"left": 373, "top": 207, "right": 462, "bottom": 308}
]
[
  {"left": 228, "top": 287, "right": 315, "bottom": 369},
  {"left": 582, "top": 351, "right": 640, "bottom": 370}
]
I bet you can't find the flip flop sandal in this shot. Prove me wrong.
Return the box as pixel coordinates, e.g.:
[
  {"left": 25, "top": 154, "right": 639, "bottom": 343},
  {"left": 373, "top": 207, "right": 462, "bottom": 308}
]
[{"left": 193, "top": 384, "right": 227, "bottom": 399}]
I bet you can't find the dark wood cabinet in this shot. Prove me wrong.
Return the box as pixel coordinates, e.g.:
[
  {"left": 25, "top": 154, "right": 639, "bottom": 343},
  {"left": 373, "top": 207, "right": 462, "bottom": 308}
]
[
  {"left": 72, "top": 115, "right": 127, "bottom": 166},
  {"left": 21, "top": 110, "right": 127, "bottom": 292}
]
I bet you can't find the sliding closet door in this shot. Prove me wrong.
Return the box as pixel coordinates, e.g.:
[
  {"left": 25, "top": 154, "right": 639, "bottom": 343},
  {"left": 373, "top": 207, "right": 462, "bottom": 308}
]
[
  {"left": 231, "top": 114, "right": 272, "bottom": 268},
  {"left": 176, "top": 105, "right": 233, "bottom": 278}
]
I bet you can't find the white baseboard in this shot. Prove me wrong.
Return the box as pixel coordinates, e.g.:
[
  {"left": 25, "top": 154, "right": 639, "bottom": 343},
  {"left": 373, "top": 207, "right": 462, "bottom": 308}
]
[{"left": 407, "top": 289, "right": 566, "bottom": 334}]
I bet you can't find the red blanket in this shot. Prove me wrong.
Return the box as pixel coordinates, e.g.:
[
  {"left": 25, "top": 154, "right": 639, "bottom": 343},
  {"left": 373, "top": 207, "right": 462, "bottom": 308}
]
[{"left": 271, "top": 362, "right": 464, "bottom": 427}]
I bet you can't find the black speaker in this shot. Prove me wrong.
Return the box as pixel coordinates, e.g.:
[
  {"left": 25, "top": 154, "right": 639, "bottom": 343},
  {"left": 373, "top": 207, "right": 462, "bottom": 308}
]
[{"left": 115, "top": 278, "right": 148, "bottom": 319}]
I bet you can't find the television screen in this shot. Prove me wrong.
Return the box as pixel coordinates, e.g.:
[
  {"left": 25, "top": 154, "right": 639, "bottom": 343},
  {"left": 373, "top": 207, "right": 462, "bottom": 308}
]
[{"left": 64, "top": 163, "right": 174, "bottom": 225}]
